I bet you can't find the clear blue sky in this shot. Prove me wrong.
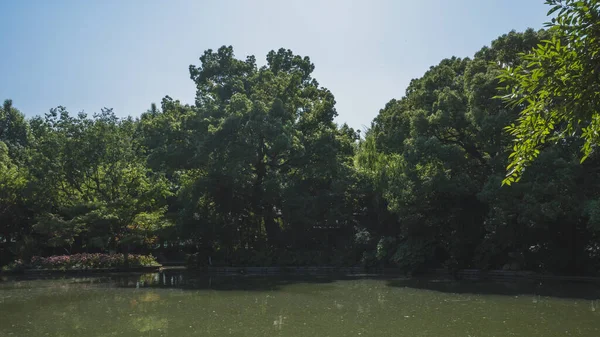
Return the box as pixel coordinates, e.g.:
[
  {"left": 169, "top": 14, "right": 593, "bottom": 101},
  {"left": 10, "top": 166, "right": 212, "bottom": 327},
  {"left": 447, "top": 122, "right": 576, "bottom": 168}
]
[{"left": 1, "top": 0, "right": 549, "bottom": 131}]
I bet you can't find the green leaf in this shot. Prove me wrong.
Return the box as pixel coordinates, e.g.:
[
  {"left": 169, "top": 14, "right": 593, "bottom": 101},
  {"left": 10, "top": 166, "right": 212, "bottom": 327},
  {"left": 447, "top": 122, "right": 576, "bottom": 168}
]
[{"left": 547, "top": 5, "right": 562, "bottom": 16}]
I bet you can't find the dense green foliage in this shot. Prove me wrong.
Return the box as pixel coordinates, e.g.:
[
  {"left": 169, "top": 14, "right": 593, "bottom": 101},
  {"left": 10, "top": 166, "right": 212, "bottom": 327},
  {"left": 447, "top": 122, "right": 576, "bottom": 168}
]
[
  {"left": 357, "top": 28, "right": 600, "bottom": 275},
  {"left": 500, "top": 0, "right": 600, "bottom": 184},
  {"left": 3, "top": 253, "right": 158, "bottom": 272},
  {"left": 1, "top": 1, "right": 599, "bottom": 275}
]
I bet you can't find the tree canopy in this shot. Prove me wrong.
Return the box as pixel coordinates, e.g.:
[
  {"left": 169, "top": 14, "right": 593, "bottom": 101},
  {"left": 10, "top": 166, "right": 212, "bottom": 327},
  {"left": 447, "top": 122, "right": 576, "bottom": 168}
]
[{"left": 1, "top": 1, "right": 599, "bottom": 275}]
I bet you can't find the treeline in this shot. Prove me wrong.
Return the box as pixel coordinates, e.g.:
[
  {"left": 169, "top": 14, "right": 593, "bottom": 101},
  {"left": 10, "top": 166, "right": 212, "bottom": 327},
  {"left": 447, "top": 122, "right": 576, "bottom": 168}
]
[{"left": 1, "top": 28, "right": 599, "bottom": 274}]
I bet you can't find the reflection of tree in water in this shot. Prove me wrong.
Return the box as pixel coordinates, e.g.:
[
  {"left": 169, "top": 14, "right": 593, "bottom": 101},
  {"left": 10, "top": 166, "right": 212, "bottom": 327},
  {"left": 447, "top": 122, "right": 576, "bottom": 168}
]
[
  {"left": 377, "top": 292, "right": 387, "bottom": 307},
  {"left": 138, "top": 273, "right": 159, "bottom": 284},
  {"left": 257, "top": 295, "right": 269, "bottom": 315},
  {"left": 273, "top": 314, "right": 286, "bottom": 330},
  {"left": 132, "top": 316, "right": 169, "bottom": 333},
  {"left": 128, "top": 290, "right": 169, "bottom": 334}
]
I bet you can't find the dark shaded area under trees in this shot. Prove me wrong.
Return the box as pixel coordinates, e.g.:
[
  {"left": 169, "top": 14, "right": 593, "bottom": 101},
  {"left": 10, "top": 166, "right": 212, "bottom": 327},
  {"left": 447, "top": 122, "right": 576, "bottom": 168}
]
[{"left": 2, "top": 1, "right": 599, "bottom": 275}]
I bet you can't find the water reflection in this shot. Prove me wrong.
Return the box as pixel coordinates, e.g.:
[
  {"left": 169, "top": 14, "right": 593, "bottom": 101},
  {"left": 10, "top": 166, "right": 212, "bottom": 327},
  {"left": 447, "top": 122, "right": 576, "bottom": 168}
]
[
  {"left": 273, "top": 314, "right": 286, "bottom": 330},
  {"left": 93, "top": 270, "right": 344, "bottom": 293},
  {"left": 377, "top": 292, "right": 387, "bottom": 306},
  {"left": 132, "top": 316, "right": 168, "bottom": 333},
  {"left": 0, "top": 272, "right": 599, "bottom": 337}
]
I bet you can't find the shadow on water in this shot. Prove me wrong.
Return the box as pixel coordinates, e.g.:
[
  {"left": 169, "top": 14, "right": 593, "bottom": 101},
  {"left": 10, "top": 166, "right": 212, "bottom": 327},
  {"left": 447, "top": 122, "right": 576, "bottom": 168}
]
[
  {"left": 0, "top": 270, "right": 357, "bottom": 292},
  {"left": 112, "top": 270, "right": 600, "bottom": 300},
  {"left": 101, "top": 270, "right": 345, "bottom": 292},
  {"left": 386, "top": 278, "right": 600, "bottom": 300},
  {"left": 3, "top": 270, "right": 599, "bottom": 300}
]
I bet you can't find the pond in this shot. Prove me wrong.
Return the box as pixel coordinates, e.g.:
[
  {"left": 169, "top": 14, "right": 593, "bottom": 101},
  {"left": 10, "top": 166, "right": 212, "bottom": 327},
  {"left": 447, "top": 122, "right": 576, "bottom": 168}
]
[{"left": 1, "top": 270, "right": 599, "bottom": 336}]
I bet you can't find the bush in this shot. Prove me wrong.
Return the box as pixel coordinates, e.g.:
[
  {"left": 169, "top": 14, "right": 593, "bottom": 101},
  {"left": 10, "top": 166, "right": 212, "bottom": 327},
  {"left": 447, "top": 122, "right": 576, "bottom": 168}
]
[
  {"left": 2, "top": 259, "right": 26, "bottom": 272},
  {"left": 2, "top": 253, "right": 159, "bottom": 271}
]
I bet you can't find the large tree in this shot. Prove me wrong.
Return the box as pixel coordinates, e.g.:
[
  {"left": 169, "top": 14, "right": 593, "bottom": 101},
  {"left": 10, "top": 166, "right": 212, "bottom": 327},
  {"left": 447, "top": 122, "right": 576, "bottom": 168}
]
[{"left": 142, "top": 47, "right": 358, "bottom": 261}]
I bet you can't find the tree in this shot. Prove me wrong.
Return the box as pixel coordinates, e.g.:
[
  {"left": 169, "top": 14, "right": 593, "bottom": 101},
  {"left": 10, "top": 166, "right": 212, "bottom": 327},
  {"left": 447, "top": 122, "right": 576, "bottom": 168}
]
[
  {"left": 143, "top": 46, "right": 359, "bottom": 262},
  {"left": 1, "top": 27, "right": 599, "bottom": 274},
  {"left": 28, "top": 108, "right": 172, "bottom": 259},
  {"left": 0, "top": 101, "right": 32, "bottom": 263},
  {"left": 0, "top": 141, "right": 29, "bottom": 249},
  {"left": 500, "top": 0, "right": 600, "bottom": 185},
  {"left": 355, "top": 29, "right": 600, "bottom": 274},
  {"left": 0, "top": 99, "right": 30, "bottom": 159}
]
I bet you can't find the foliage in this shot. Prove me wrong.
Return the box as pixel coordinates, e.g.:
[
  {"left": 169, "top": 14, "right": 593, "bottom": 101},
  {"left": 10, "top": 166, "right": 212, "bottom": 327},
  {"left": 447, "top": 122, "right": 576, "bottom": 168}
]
[
  {"left": 356, "top": 27, "right": 600, "bottom": 275},
  {"left": 499, "top": 0, "right": 600, "bottom": 184},
  {"left": 26, "top": 108, "right": 172, "bottom": 252},
  {"left": 0, "top": 100, "right": 32, "bottom": 266},
  {"left": 2, "top": 253, "right": 158, "bottom": 272},
  {"left": 1, "top": 9, "right": 599, "bottom": 275},
  {"left": 141, "top": 47, "right": 359, "bottom": 253}
]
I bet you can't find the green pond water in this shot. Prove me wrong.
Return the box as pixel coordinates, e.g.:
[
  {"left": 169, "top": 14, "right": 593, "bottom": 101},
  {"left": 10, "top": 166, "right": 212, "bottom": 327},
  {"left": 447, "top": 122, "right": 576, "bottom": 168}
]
[{"left": 1, "top": 271, "right": 599, "bottom": 337}]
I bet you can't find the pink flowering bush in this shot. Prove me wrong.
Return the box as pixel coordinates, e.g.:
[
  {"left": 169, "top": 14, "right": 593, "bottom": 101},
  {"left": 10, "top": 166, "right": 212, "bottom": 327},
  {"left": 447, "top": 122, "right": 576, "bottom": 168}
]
[{"left": 3, "top": 253, "right": 159, "bottom": 271}]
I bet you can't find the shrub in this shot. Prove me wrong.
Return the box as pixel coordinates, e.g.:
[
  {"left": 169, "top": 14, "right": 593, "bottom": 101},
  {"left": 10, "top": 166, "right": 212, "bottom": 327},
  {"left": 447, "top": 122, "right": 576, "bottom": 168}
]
[
  {"left": 3, "top": 253, "right": 159, "bottom": 271},
  {"left": 1, "top": 259, "right": 25, "bottom": 272}
]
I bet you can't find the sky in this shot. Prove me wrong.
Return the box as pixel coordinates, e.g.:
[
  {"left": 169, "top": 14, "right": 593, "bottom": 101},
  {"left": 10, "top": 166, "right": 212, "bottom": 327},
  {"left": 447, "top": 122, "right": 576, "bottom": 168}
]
[{"left": 1, "top": 0, "right": 550, "bottom": 131}]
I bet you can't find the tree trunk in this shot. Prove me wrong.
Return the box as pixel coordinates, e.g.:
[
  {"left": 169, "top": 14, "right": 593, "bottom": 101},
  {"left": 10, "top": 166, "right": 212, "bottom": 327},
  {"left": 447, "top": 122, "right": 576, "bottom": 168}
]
[
  {"left": 570, "top": 222, "right": 578, "bottom": 274},
  {"left": 263, "top": 206, "right": 280, "bottom": 245}
]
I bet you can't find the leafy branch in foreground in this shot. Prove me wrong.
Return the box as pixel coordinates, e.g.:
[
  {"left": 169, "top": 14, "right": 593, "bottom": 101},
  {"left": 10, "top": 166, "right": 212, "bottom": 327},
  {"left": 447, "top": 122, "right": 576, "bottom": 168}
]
[{"left": 498, "top": 0, "right": 600, "bottom": 185}]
